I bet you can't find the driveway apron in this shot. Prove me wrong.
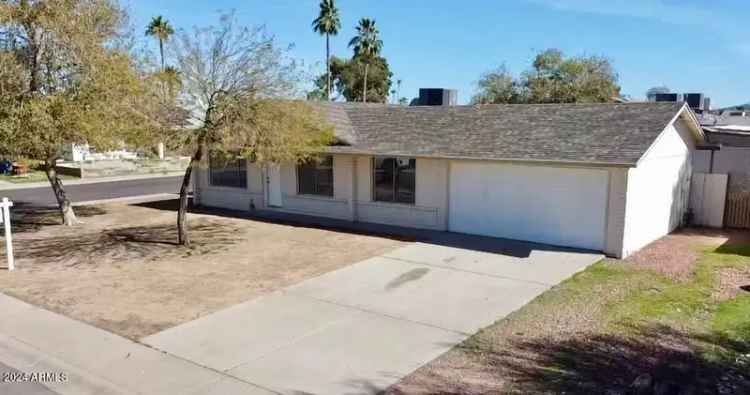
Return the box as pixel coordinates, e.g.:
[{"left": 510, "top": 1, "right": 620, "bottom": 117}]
[{"left": 144, "top": 240, "right": 602, "bottom": 395}]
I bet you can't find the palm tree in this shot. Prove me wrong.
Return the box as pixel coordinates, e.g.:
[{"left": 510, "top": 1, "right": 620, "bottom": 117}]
[
  {"left": 146, "top": 16, "right": 175, "bottom": 71},
  {"left": 348, "top": 18, "right": 382, "bottom": 103},
  {"left": 312, "top": 0, "right": 341, "bottom": 101},
  {"left": 159, "top": 65, "right": 182, "bottom": 97},
  {"left": 396, "top": 79, "right": 402, "bottom": 104}
]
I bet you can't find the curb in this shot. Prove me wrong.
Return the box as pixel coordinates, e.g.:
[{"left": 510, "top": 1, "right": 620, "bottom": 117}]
[
  {"left": 14, "top": 193, "right": 181, "bottom": 209},
  {"left": 72, "top": 193, "right": 180, "bottom": 207},
  {"left": 0, "top": 172, "right": 185, "bottom": 191}
]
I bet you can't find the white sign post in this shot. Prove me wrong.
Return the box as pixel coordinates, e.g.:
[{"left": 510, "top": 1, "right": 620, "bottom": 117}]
[{"left": 0, "top": 198, "right": 14, "bottom": 271}]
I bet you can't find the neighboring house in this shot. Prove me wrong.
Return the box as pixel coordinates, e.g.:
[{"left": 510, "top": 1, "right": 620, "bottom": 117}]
[
  {"left": 193, "top": 102, "right": 703, "bottom": 259},
  {"left": 695, "top": 114, "right": 750, "bottom": 193},
  {"left": 699, "top": 112, "right": 750, "bottom": 131},
  {"left": 61, "top": 143, "right": 139, "bottom": 162},
  {"left": 62, "top": 143, "right": 91, "bottom": 162},
  {"left": 693, "top": 126, "right": 750, "bottom": 229},
  {"left": 715, "top": 102, "right": 750, "bottom": 117}
]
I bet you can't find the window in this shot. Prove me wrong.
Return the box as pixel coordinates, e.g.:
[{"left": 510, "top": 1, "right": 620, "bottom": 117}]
[
  {"left": 297, "top": 155, "right": 334, "bottom": 196},
  {"left": 373, "top": 157, "right": 415, "bottom": 204},
  {"left": 209, "top": 154, "right": 247, "bottom": 188}
]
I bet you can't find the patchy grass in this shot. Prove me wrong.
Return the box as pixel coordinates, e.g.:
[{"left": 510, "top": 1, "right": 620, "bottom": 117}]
[
  {"left": 389, "top": 232, "right": 750, "bottom": 394},
  {"left": 713, "top": 294, "right": 750, "bottom": 342},
  {"left": 0, "top": 170, "right": 48, "bottom": 183},
  {"left": 599, "top": 246, "right": 750, "bottom": 379},
  {"left": 0, "top": 170, "right": 76, "bottom": 183}
]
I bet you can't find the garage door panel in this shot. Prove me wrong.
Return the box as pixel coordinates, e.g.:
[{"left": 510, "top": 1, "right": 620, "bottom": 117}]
[{"left": 449, "top": 162, "right": 608, "bottom": 251}]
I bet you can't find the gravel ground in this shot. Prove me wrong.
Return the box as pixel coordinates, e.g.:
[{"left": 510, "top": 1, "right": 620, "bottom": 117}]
[
  {"left": 619, "top": 234, "right": 701, "bottom": 282},
  {"left": 617, "top": 228, "right": 750, "bottom": 282},
  {"left": 714, "top": 267, "right": 750, "bottom": 301}
]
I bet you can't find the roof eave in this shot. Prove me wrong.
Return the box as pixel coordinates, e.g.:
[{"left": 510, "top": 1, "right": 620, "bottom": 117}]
[
  {"left": 679, "top": 103, "right": 706, "bottom": 141},
  {"left": 323, "top": 147, "right": 635, "bottom": 168}
]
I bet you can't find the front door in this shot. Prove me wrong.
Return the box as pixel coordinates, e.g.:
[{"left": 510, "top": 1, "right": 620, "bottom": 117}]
[{"left": 267, "top": 164, "right": 282, "bottom": 207}]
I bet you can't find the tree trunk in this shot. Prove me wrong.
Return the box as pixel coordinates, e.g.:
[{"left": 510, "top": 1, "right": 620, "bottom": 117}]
[
  {"left": 363, "top": 63, "right": 369, "bottom": 103},
  {"left": 325, "top": 34, "right": 331, "bottom": 101},
  {"left": 24, "top": 23, "right": 41, "bottom": 94},
  {"left": 159, "top": 38, "right": 165, "bottom": 71},
  {"left": 44, "top": 161, "right": 78, "bottom": 226},
  {"left": 177, "top": 145, "right": 202, "bottom": 246}
]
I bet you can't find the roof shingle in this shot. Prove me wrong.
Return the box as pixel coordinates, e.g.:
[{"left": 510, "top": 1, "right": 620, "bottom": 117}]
[{"left": 322, "top": 102, "right": 688, "bottom": 166}]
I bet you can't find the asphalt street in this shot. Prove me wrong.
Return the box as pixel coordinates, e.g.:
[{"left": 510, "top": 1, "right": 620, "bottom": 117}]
[{"left": 0, "top": 176, "right": 183, "bottom": 207}]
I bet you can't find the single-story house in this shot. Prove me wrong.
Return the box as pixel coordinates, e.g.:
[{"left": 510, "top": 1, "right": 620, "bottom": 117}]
[{"left": 193, "top": 101, "right": 704, "bottom": 258}]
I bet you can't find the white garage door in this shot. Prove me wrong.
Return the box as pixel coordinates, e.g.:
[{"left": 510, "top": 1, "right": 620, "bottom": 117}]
[{"left": 449, "top": 162, "right": 609, "bottom": 251}]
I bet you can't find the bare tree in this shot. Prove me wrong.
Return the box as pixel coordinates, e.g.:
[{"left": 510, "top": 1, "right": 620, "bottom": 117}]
[{"left": 171, "top": 15, "right": 333, "bottom": 246}]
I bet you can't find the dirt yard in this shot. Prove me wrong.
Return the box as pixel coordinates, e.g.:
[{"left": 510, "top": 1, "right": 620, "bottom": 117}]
[{"left": 0, "top": 201, "right": 406, "bottom": 340}]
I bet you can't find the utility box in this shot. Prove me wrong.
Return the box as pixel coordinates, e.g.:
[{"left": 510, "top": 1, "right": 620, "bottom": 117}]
[{"left": 414, "top": 88, "right": 458, "bottom": 106}]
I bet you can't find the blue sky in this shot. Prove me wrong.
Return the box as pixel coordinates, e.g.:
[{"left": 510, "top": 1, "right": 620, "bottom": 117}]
[{"left": 125, "top": 0, "right": 749, "bottom": 108}]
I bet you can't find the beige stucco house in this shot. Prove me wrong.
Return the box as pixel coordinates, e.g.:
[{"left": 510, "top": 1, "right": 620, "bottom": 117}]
[{"left": 193, "top": 102, "right": 704, "bottom": 258}]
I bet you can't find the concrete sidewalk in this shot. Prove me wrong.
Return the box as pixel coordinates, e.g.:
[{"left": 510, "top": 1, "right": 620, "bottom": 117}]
[
  {"left": 144, "top": 241, "right": 602, "bottom": 394},
  {"left": 0, "top": 293, "right": 276, "bottom": 395},
  {"left": 0, "top": 172, "right": 184, "bottom": 191}
]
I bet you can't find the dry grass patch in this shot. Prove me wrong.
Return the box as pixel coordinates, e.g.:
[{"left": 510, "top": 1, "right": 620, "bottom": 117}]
[
  {"left": 0, "top": 202, "right": 406, "bottom": 340},
  {"left": 11, "top": 205, "right": 108, "bottom": 234},
  {"left": 17, "top": 220, "right": 242, "bottom": 267}
]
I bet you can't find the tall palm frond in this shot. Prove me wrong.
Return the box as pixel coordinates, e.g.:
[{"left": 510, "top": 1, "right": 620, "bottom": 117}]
[
  {"left": 348, "top": 18, "right": 383, "bottom": 102},
  {"left": 146, "top": 16, "right": 175, "bottom": 70},
  {"left": 312, "top": 0, "right": 341, "bottom": 36},
  {"left": 348, "top": 18, "right": 382, "bottom": 59},
  {"left": 312, "top": 0, "right": 341, "bottom": 101}
]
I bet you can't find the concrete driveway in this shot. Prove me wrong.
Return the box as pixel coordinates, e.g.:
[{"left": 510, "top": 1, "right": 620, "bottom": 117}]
[{"left": 144, "top": 237, "right": 602, "bottom": 395}]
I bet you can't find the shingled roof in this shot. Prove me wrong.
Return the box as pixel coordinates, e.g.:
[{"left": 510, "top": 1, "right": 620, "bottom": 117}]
[{"left": 320, "top": 101, "right": 694, "bottom": 166}]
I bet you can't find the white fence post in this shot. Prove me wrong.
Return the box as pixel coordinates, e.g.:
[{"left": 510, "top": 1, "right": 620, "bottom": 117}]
[{"left": 0, "top": 197, "right": 14, "bottom": 271}]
